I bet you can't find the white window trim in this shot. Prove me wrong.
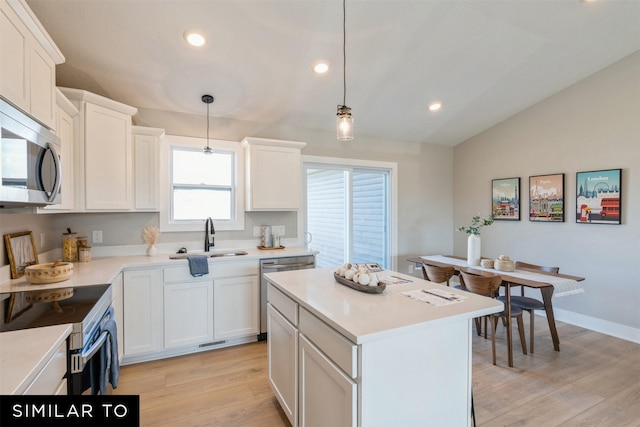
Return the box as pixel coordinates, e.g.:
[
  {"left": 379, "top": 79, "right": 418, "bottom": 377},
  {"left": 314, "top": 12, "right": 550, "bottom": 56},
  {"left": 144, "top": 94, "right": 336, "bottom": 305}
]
[
  {"left": 300, "top": 155, "right": 398, "bottom": 271},
  {"left": 159, "top": 135, "right": 245, "bottom": 232}
]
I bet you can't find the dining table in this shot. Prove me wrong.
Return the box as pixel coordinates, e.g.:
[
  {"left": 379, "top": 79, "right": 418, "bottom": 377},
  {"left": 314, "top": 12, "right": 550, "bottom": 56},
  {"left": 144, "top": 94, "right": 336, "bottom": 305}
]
[{"left": 408, "top": 255, "right": 585, "bottom": 367}]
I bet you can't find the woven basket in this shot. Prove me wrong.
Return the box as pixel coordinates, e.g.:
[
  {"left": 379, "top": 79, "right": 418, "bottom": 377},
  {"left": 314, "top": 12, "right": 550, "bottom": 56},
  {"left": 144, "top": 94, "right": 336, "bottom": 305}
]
[{"left": 494, "top": 259, "right": 515, "bottom": 272}]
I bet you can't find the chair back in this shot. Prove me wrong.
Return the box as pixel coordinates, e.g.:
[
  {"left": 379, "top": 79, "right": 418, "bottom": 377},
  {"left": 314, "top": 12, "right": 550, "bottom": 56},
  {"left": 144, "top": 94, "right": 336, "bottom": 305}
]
[
  {"left": 459, "top": 268, "right": 502, "bottom": 298},
  {"left": 515, "top": 261, "right": 559, "bottom": 274},
  {"left": 422, "top": 264, "right": 455, "bottom": 286}
]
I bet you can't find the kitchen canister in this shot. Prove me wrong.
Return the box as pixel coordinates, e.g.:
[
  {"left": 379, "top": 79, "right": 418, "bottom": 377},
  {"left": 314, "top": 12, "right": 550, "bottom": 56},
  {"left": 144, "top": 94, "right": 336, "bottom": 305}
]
[
  {"left": 261, "top": 225, "right": 272, "bottom": 248},
  {"left": 78, "top": 245, "right": 92, "bottom": 263},
  {"left": 272, "top": 235, "right": 281, "bottom": 248},
  {"left": 62, "top": 229, "right": 78, "bottom": 262}
]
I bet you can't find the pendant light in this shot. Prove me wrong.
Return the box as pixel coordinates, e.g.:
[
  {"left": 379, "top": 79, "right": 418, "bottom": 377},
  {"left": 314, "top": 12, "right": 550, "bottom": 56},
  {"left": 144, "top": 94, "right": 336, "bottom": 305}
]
[
  {"left": 336, "top": 0, "right": 353, "bottom": 141},
  {"left": 202, "top": 94, "right": 214, "bottom": 155}
]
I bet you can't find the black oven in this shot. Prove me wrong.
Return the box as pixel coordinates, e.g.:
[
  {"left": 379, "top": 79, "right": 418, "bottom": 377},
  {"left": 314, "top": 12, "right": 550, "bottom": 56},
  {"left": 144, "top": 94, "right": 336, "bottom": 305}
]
[{"left": 0, "top": 283, "right": 115, "bottom": 395}]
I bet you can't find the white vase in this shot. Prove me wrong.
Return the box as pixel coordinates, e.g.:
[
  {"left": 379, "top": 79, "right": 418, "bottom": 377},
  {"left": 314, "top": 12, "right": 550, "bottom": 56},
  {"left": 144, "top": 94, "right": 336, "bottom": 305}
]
[
  {"left": 467, "top": 235, "right": 481, "bottom": 266},
  {"left": 146, "top": 244, "right": 158, "bottom": 257}
]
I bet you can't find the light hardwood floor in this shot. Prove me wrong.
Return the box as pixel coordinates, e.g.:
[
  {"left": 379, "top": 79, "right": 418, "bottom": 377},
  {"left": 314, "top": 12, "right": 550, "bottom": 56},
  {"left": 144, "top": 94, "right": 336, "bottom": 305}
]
[{"left": 114, "top": 317, "right": 640, "bottom": 426}]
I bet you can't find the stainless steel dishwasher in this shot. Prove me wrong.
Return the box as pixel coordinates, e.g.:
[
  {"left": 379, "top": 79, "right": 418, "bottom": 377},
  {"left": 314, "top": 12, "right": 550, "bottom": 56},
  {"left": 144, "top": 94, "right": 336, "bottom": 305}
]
[{"left": 259, "top": 255, "right": 315, "bottom": 340}]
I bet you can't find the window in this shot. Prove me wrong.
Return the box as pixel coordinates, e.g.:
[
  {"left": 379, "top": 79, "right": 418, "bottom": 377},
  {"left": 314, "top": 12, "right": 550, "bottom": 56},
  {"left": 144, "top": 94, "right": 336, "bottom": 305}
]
[
  {"left": 304, "top": 156, "right": 397, "bottom": 270},
  {"left": 159, "top": 135, "right": 244, "bottom": 232}
]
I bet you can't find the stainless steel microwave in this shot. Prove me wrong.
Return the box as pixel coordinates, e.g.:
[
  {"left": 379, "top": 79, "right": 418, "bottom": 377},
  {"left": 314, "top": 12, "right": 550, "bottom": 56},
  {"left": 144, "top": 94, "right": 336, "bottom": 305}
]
[{"left": 0, "top": 98, "right": 61, "bottom": 208}]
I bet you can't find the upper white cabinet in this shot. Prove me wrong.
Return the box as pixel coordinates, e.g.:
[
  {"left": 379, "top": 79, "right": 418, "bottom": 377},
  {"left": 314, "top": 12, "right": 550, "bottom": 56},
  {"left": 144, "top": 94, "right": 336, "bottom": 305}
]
[
  {"left": 59, "top": 87, "right": 138, "bottom": 211},
  {"left": 241, "top": 137, "right": 306, "bottom": 211},
  {"left": 132, "top": 126, "right": 164, "bottom": 211},
  {"left": 0, "top": 0, "right": 64, "bottom": 129}
]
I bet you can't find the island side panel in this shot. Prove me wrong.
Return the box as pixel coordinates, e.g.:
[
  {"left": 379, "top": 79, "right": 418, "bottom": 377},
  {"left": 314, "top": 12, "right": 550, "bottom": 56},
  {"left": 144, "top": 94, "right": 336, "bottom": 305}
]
[{"left": 359, "top": 318, "right": 471, "bottom": 427}]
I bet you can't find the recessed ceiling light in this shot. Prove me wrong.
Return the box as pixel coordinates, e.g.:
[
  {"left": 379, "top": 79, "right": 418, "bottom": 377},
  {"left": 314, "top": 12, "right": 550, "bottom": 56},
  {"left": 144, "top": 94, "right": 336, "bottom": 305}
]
[
  {"left": 184, "top": 30, "right": 206, "bottom": 47},
  {"left": 313, "top": 62, "right": 329, "bottom": 74},
  {"left": 428, "top": 102, "right": 442, "bottom": 112}
]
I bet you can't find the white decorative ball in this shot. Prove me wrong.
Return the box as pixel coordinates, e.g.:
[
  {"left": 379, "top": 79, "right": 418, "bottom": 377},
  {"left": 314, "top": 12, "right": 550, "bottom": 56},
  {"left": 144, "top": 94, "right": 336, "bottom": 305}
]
[{"left": 358, "top": 273, "right": 370, "bottom": 285}]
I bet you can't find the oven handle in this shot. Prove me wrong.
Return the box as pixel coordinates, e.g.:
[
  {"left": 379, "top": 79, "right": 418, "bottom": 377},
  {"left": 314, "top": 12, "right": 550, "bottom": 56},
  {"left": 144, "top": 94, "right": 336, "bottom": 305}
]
[{"left": 81, "top": 330, "right": 108, "bottom": 362}]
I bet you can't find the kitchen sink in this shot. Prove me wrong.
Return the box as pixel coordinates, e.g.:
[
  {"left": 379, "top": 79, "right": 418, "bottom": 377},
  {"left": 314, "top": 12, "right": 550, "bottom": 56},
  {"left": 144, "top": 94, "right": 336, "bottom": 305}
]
[{"left": 169, "top": 251, "right": 248, "bottom": 260}]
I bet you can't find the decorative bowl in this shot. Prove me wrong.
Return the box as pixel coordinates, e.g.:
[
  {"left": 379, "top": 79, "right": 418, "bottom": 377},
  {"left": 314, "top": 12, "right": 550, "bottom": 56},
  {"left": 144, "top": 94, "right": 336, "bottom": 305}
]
[
  {"left": 24, "top": 261, "right": 74, "bottom": 284},
  {"left": 480, "top": 259, "right": 494, "bottom": 269},
  {"left": 494, "top": 259, "right": 515, "bottom": 272}
]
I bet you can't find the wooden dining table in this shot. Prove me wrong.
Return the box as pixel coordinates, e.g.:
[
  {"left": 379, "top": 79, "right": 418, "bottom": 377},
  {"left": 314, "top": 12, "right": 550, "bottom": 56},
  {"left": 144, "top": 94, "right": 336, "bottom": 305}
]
[{"left": 408, "top": 255, "right": 585, "bottom": 367}]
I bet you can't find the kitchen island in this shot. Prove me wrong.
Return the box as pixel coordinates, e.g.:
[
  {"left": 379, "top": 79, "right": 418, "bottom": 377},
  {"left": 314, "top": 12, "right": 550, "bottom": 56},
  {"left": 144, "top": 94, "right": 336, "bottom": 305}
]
[{"left": 265, "top": 267, "right": 503, "bottom": 427}]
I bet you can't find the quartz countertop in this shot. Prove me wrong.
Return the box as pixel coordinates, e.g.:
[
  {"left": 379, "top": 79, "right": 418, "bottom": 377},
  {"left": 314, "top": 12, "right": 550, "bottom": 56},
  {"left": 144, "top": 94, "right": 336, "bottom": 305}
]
[
  {"left": 0, "top": 324, "right": 72, "bottom": 395},
  {"left": 265, "top": 267, "right": 503, "bottom": 344},
  {"left": 0, "top": 245, "right": 316, "bottom": 293}
]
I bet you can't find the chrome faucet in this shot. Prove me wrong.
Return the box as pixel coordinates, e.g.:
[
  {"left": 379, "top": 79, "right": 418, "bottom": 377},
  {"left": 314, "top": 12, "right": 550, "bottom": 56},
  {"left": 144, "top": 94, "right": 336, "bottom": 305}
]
[{"left": 204, "top": 217, "right": 215, "bottom": 252}]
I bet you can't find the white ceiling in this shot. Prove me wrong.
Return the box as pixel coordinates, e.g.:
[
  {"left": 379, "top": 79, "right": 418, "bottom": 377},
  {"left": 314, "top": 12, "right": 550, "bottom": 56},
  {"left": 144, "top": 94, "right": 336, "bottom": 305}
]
[{"left": 27, "top": 0, "right": 640, "bottom": 146}]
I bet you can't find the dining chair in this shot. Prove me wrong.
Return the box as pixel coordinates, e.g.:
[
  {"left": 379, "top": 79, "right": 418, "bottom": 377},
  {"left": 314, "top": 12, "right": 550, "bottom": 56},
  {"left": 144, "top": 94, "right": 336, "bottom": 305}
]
[
  {"left": 421, "top": 264, "right": 457, "bottom": 287},
  {"left": 459, "top": 268, "right": 527, "bottom": 365},
  {"left": 504, "top": 261, "right": 559, "bottom": 353}
]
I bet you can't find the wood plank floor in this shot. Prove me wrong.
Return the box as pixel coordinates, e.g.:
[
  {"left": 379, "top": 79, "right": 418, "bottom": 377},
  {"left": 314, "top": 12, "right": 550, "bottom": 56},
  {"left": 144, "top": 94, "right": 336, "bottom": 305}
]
[{"left": 114, "top": 317, "right": 640, "bottom": 426}]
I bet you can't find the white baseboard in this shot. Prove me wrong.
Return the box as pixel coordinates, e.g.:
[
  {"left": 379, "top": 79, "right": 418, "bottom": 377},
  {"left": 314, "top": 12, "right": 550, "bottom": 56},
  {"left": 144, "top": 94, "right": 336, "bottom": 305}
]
[{"left": 548, "top": 308, "right": 640, "bottom": 344}]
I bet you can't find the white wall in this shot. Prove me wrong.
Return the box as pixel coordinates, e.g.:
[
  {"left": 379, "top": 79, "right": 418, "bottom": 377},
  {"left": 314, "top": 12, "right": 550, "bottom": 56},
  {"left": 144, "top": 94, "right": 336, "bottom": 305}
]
[{"left": 453, "top": 52, "right": 640, "bottom": 340}]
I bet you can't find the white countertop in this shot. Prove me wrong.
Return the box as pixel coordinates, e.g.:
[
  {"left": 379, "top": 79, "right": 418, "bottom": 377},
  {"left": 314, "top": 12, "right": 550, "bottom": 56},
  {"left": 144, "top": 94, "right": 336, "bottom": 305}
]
[
  {"left": 0, "top": 245, "right": 316, "bottom": 293},
  {"left": 0, "top": 323, "right": 72, "bottom": 394},
  {"left": 266, "top": 267, "right": 503, "bottom": 344}
]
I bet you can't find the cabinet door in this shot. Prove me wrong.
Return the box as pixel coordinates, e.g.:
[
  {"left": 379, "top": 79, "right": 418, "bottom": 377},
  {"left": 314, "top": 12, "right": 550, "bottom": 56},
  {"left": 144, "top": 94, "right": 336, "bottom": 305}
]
[
  {"left": 133, "top": 134, "right": 158, "bottom": 210},
  {"left": 84, "top": 102, "right": 133, "bottom": 210},
  {"left": 247, "top": 144, "right": 301, "bottom": 210},
  {"left": 0, "top": 2, "right": 30, "bottom": 113},
  {"left": 267, "top": 303, "right": 298, "bottom": 426},
  {"left": 299, "top": 335, "right": 357, "bottom": 427},
  {"left": 123, "top": 269, "right": 162, "bottom": 356},
  {"left": 164, "top": 281, "right": 214, "bottom": 349},
  {"left": 213, "top": 276, "right": 259, "bottom": 340},
  {"left": 29, "top": 41, "right": 56, "bottom": 129}
]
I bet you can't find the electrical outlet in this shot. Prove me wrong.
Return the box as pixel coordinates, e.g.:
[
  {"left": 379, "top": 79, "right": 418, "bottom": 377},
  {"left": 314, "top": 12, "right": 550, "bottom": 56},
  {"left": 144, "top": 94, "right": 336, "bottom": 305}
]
[
  {"left": 40, "top": 232, "right": 45, "bottom": 249},
  {"left": 272, "top": 225, "right": 285, "bottom": 236},
  {"left": 253, "top": 226, "right": 262, "bottom": 237},
  {"left": 407, "top": 264, "right": 414, "bottom": 274},
  {"left": 92, "top": 230, "right": 103, "bottom": 244}
]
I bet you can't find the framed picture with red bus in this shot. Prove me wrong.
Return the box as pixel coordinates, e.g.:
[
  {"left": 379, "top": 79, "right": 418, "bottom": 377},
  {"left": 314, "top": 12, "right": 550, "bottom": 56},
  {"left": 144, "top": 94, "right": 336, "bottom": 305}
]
[{"left": 576, "top": 169, "right": 622, "bottom": 225}]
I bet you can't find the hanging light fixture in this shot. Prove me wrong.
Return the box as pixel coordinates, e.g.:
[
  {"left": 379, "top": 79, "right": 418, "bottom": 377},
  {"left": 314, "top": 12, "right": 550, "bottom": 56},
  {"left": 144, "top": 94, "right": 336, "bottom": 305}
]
[
  {"left": 336, "top": 0, "right": 353, "bottom": 141},
  {"left": 202, "top": 94, "right": 214, "bottom": 155}
]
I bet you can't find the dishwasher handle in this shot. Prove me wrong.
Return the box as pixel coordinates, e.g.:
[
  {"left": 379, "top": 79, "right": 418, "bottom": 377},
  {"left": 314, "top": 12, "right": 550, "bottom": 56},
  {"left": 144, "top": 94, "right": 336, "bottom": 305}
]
[{"left": 262, "top": 262, "right": 315, "bottom": 271}]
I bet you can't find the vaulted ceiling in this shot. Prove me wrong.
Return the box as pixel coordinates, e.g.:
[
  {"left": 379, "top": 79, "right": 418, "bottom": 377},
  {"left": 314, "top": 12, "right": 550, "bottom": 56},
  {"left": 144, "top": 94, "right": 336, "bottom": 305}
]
[{"left": 27, "top": 0, "right": 640, "bottom": 146}]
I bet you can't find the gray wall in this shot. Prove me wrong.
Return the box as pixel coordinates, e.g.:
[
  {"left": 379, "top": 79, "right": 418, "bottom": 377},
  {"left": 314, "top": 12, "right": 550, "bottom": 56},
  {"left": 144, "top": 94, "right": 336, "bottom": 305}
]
[{"left": 453, "top": 51, "right": 640, "bottom": 333}]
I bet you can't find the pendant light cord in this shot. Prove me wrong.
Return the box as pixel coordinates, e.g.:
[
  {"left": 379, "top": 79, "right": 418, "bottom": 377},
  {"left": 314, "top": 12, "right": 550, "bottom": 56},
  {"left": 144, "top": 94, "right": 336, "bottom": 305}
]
[
  {"left": 342, "top": 0, "right": 347, "bottom": 106},
  {"left": 206, "top": 102, "right": 210, "bottom": 147}
]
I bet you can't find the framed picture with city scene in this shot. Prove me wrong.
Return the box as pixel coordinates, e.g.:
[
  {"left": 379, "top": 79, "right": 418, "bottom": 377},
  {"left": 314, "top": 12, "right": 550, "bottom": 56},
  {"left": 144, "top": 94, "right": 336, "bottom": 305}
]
[
  {"left": 491, "top": 177, "right": 520, "bottom": 221},
  {"left": 576, "top": 169, "right": 622, "bottom": 225},
  {"left": 529, "top": 173, "right": 564, "bottom": 222}
]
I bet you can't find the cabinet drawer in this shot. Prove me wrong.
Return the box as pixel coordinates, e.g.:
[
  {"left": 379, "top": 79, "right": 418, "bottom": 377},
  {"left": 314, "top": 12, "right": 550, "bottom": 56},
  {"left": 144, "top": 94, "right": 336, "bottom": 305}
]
[
  {"left": 23, "top": 342, "right": 67, "bottom": 395},
  {"left": 163, "top": 265, "right": 211, "bottom": 283},
  {"left": 268, "top": 284, "right": 298, "bottom": 326},
  {"left": 299, "top": 308, "right": 357, "bottom": 379}
]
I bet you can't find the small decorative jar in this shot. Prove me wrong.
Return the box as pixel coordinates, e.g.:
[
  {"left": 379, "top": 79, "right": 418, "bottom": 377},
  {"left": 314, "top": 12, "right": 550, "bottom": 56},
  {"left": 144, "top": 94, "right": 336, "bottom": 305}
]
[{"left": 78, "top": 246, "right": 92, "bottom": 263}]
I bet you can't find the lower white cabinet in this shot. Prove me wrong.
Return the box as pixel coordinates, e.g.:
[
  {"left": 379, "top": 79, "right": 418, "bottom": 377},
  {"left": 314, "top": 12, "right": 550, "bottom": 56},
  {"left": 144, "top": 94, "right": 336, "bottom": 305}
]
[
  {"left": 23, "top": 341, "right": 67, "bottom": 395},
  {"left": 267, "top": 303, "right": 298, "bottom": 425},
  {"left": 164, "top": 281, "right": 214, "bottom": 349},
  {"left": 299, "top": 335, "right": 357, "bottom": 427},
  {"left": 123, "top": 268, "right": 162, "bottom": 357},
  {"left": 213, "top": 275, "right": 259, "bottom": 340}
]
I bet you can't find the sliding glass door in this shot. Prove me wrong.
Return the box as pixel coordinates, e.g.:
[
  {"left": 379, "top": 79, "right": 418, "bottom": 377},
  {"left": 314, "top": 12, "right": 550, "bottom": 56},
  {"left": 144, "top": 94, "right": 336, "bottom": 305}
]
[{"left": 305, "top": 163, "right": 390, "bottom": 268}]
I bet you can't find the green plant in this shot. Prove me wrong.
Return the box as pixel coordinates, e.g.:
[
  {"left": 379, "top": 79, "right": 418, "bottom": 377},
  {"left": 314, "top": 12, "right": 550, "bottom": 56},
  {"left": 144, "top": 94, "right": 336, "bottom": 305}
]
[{"left": 456, "top": 214, "right": 494, "bottom": 236}]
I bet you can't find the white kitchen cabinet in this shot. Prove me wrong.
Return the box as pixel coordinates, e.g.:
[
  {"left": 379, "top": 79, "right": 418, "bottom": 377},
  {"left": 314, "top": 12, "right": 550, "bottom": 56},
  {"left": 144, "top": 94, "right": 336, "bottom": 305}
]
[
  {"left": 123, "top": 268, "right": 162, "bottom": 357},
  {"left": 59, "top": 87, "right": 138, "bottom": 212},
  {"left": 241, "top": 137, "right": 306, "bottom": 211},
  {"left": 39, "top": 89, "right": 78, "bottom": 212},
  {"left": 164, "top": 280, "right": 214, "bottom": 349},
  {"left": 267, "top": 302, "right": 298, "bottom": 426},
  {"left": 132, "top": 126, "right": 164, "bottom": 210},
  {"left": 22, "top": 341, "right": 67, "bottom": 395},
  {"left": 213, "top": 275, "right": 259, "bottom": 340},
  {"left": 299, "top": 334, "right": 357, "bottom": 427},
  {"left": 0, "top": 0, "right": 63, "bottom": 129}
]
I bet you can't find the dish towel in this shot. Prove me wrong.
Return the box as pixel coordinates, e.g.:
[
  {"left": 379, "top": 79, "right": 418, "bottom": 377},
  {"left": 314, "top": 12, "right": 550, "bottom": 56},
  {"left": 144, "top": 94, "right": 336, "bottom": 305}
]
[
  {"left": 89, "top": 307, "right": 120, "bottom": 395},
  {"left": 188, "top": 255, "right": 209, "bottom": 277}
]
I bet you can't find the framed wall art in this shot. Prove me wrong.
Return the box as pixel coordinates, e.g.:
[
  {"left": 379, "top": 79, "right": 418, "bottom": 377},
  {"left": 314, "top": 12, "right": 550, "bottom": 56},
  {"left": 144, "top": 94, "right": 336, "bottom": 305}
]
[
  {"left": 492, "top": 177, "right": 520, "bottom": 221},
  {"left": 3, "top": 231, "right": 39, "bottom": 279},
  {"left": 576, "top": 169, "right": 622, "bottom": 225},
  {"left": 529, "top": 173, "right": 564, "bottom": 222}
]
